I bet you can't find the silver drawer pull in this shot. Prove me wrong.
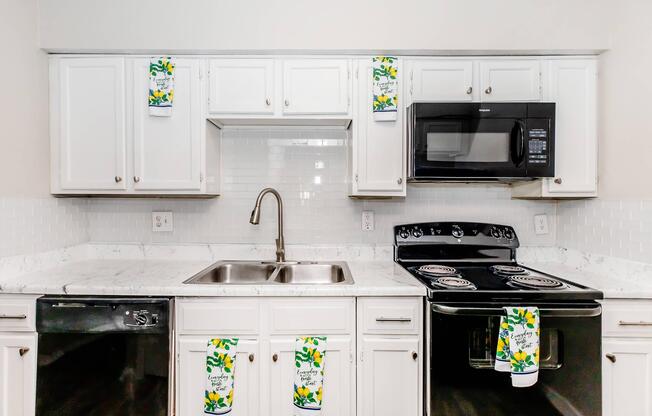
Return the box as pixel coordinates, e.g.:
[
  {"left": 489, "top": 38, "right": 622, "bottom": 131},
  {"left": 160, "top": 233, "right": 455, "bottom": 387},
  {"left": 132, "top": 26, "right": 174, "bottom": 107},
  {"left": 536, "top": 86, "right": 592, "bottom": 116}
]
[
  {"left": 618, "top": 320, "right": 652, "bottom": 326},
  {"left": 376, "top": 317, "right": 412, "bottom": 322},
  {"left": 0, "top": 314, "right": 27, "bottom": 320}
]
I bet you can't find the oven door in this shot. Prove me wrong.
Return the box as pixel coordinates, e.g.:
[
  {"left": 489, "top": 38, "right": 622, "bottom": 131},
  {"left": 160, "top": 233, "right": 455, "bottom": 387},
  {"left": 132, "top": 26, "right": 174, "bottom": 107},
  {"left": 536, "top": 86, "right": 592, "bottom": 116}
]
[
  {"left": 428, "top": 302, "right": 601, "bottom": 416},
  {"left": 411, "top": 116, "right": 527, "bottom": 180}
]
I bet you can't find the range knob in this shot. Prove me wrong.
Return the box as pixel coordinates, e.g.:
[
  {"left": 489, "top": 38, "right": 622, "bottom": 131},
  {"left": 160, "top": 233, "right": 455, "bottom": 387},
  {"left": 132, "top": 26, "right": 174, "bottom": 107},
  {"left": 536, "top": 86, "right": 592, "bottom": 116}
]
[
  {"left": 504, "top": 229, "right": 514, "bottom": 240},
  {"left": 412, "top": 228, "right": 424, "bottom": 238},
  {"left": 451, "top": 226, "right": 464, "bottom": 238},
  {"left": 399, "top": 229, "right": 410, "bottom": 239},
  {"left": 491, "top": 227, "right": 502, "bottom": 239}
]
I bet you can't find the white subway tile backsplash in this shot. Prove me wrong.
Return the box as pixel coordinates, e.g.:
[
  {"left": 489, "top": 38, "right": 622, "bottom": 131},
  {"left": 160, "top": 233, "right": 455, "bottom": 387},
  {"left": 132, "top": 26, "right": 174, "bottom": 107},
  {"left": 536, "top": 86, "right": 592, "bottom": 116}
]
[
  {"left": 557, "top": 199, "right": 652, "bottom": 263},
  {"left": 86, "top": 128, "right": 557, "bottom": 246},
  {"left": 0, "top": 197, "right": 88, "bottom": 257}
]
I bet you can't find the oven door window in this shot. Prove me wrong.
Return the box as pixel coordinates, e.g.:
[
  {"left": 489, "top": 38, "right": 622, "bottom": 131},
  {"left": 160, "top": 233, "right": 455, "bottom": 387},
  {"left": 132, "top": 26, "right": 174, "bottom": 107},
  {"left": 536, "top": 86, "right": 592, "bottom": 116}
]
[{"left": 414, "top": 118, "right": 526, "bottom": 177}]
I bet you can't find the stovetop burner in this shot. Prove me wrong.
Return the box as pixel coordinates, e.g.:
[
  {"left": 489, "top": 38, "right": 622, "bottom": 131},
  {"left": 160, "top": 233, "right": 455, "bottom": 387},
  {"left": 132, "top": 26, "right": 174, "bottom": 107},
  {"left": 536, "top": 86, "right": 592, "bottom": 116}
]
[
  {"left": 431, "top": 276, "right": 477, "bottom": 290},
  {"left": 417, "top": 265, "right": 458, "bottom": 277},
  {"left": 507, "top": 274, "right": 568, "bottom": 290},
  {"left": 490, "top": 265, "right": 528, "bottom": 275}
]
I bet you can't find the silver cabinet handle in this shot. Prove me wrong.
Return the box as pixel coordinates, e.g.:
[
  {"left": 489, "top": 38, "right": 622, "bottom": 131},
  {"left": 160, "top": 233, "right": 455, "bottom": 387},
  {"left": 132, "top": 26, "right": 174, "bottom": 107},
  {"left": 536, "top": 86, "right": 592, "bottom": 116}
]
[
  {"left": 133, "top": 176, "right": 141, "bottom": 183},
  {"left": 249, "top": 354, "right": 255, "bottom": 362},
  {"left": 376, "top": 317, "right": 412, "bottom": 322},
  {"left": 554, "top": 178, "right": 562, "bottom": 184},
  {"left": 606, "top": 353, "right": 616, "bottom": 363},
  {"left": 619, "top": 320, "right": 652, "bottom": 326},
  {"left": 272, "top": 353, "right": 278, "bottom": 362},
  {"left": 114, "top": 176, "right": 122, "bottom": 183},
  {"left": 485, "top": 86, "right": 492, "bottom": 94},
  {"left": 266, "top": 98, "right": 271, "bottom": 106},
  {"left": 0, "top": 314, "right": 27, "bottom": 320},
  {"left": 466, "top": 86, "right": 473, "bottom": 95},
  {"left": 284, "top": 99, "right": 290, "bottom": 107},
  {"left": 412, "top": 351, "right": 418, "bottom": 361},
  {"left": 397, "top": 178, "right": 403, "bottom": 185},
  {"left": 19, "top": 347, "right": 29, "bottom": 357}
]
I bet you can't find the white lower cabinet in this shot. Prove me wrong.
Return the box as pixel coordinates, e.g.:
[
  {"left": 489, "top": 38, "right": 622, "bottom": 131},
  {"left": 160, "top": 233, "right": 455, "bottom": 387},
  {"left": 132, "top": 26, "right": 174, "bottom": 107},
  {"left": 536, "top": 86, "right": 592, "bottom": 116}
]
[
  {"left": 269, "top": 336, "right": 354, "bottom": 416},
  {"left": 359, "top": 336, "right": 421, "bottom": 416},
  {"left": 602, "top": 300, "right": 652, "bottom": 416},
  {"left": 177, "top": 337, "right": 261, "bottom": 416},
  {"left": 603, "top": 338, "right": 652, "bottom": 416},
  {"left": 0, "top": 333, "right": 37, "bottom": 416},
  {"left": 175, "top": 296, "right": 422, "bottom": 416}
]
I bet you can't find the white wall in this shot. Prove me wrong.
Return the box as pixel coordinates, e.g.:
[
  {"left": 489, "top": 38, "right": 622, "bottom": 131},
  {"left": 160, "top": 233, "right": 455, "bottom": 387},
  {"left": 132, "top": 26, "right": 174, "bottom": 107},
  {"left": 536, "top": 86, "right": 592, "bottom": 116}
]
[
  {"left": 0, "top": 0, "right": 89, "bottom": 258},
  {"left": 557, "top": 0, "right": 652, "bottom": 263},
  {"left": 86, "top": 129, "right": 557, "bottom": 247},
  {"left": 37, "top": 0, "right": 610, "bottom": 53}
]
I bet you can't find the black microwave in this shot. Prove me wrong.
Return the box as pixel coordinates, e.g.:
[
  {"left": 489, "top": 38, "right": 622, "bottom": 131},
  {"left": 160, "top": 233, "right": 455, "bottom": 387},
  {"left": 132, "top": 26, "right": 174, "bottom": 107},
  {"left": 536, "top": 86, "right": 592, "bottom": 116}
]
[{"left": 407, "top": 102, "right": 555, "bottom": 181}]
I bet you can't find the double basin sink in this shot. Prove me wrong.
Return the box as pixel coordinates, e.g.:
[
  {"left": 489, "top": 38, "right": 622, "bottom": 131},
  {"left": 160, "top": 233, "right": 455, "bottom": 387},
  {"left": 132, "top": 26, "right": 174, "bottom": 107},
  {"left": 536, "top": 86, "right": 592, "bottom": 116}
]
[{"left": 184, "top": 261, "right": 354, "bottom": 285}]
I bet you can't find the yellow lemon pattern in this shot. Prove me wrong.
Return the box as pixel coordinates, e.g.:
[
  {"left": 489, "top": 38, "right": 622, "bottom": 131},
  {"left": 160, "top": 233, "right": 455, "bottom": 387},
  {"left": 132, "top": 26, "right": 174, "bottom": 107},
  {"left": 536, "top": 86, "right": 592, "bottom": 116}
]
[
  {"left": 496, "top": 307, "right": 540, "bottom": 377},
  {"left": 149, "top": 57, "right": 175, "bottom": 114},
  {"left": 373, "top": 56, "right": 399, "bottom": 117},
  {"left": 205, "top": 338, "right": 239, "bottom": 414},
  {"left": 294, "top": 336, "right": 327, "bottom": 411}
]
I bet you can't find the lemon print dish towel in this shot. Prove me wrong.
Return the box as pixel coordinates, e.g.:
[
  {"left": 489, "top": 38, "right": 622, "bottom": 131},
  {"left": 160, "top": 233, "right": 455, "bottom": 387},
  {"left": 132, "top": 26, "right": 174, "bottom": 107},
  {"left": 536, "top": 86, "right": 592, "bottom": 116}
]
[
  {"left": 205, "top": 338, "right": 238, "bottom": 415},
  {"left": 149, "top": 57, "right": 175, "bottom": 116},
  {"left": 372, "top": 56, "right": 399, "bottom": 122},
  {"left": 293, "top": 336, "right": 327, "bottom": 416},
  {"left": 495, "top": 307, "right": 540, "bottom": 387}
]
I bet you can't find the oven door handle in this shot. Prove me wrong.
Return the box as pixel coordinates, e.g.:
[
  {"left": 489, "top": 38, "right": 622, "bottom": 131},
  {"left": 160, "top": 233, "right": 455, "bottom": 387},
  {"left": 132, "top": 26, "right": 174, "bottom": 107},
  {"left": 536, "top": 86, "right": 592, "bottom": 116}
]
[{"left": 431, "top": 304, "right": 602, "bottom": 318}]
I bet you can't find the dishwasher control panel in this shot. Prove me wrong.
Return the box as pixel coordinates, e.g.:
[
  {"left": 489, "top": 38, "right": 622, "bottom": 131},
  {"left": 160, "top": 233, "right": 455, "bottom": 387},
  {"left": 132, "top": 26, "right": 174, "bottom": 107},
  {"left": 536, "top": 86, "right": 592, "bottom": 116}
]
[{"left": 124, "top": 309, "right": 160, "bottom": 327}]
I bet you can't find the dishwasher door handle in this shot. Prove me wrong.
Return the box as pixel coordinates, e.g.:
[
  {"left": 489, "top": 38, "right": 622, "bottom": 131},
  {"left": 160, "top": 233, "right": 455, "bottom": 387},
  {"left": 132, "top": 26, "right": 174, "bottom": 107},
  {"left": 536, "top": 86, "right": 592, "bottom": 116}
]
[{"left": 431, "top": 304, "right": 602, "bottom": 318}]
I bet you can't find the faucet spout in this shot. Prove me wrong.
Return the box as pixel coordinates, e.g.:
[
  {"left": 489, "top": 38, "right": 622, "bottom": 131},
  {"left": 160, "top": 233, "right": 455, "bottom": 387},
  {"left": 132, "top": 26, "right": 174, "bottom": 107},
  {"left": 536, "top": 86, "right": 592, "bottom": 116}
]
[{"left": 249, "top": 188, "right": 286, "bottom": 263}]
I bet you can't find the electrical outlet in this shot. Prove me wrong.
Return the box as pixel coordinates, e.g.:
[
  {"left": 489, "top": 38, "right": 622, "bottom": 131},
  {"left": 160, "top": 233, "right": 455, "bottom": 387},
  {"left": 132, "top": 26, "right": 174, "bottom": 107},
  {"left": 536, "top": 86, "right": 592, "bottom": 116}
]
[
  {"left": 534, "top": 214, "right": 549, "bottom": 235},
  {"left": 361, "top": 211, "right": 375, "bottom": 231},
  {"left": 152, "top": 211, "right": 173, "bottom": 232}
]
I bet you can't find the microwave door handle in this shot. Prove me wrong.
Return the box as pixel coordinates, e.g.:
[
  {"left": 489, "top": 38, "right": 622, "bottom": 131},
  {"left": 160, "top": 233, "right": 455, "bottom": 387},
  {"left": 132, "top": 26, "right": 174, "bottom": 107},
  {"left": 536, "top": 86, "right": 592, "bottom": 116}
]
[
  {"left": 513, "top": 120, "right": 526, "bottom": 165},
  {"left": 431, "top": 304, "right": 602, "bottom": 318}
]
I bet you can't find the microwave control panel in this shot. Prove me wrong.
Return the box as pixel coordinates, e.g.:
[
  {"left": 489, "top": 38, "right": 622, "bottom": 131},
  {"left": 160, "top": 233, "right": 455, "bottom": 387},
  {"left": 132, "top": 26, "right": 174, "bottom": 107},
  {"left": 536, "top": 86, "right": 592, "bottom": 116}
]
[{"left": 527, "top": 128, "right": 549, "bottom": 165}]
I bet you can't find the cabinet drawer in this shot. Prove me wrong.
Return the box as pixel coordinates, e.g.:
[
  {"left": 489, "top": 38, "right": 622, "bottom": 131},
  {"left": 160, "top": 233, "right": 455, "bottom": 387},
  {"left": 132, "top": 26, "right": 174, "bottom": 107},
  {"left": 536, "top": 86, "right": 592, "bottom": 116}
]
[
  {"left": 176, "top": 298, "right": 260, "bottom": 335},
  {"left": 603, "top": 301, "right": 652, "bottom": 338},
  {"left": 0, "top": 296, "right": 38, "bottom": 332},
  {"left": 267, "top": 298, "right": 354, "bottom": 335},
  {"left": 359, "top": 297, "right": 421, "bottom": 334}
]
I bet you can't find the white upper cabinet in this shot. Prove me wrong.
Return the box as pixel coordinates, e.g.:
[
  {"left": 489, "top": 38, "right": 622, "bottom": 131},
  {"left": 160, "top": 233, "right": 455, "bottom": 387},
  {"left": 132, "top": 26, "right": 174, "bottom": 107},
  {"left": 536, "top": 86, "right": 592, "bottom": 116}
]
[
  {"left": 512, "top": 58, "right": 598, "bottom": 199},
  {"left": 282, "top": 59, "right": 350, "bottom": 115},
  {"left": 351, "top": 59, "right": 405, "bottom": 197},
  {"left": 479, "top": 60, "right": 541, "bottom": 102},
  {"left": 410, "top": 60, "right": 474, "bottom": 102},
  {"left": 544, "top": 59, "right": 598, "bottom": 196},
  {"left": 132, "top": 58, "right": 202, "bottom": 190},
  {"left": 208, "top": 59, "right": 274, "bottom": 115},
  {"left": 53, "top": 58, "right": 127, "bottom": 191}
]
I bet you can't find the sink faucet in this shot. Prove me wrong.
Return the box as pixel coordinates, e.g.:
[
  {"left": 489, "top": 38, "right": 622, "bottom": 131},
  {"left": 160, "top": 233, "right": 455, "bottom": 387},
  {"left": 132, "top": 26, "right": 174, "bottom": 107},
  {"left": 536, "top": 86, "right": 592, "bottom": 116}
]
[{"left": 250, "top": 188, "right": 286, "bottom": 263}]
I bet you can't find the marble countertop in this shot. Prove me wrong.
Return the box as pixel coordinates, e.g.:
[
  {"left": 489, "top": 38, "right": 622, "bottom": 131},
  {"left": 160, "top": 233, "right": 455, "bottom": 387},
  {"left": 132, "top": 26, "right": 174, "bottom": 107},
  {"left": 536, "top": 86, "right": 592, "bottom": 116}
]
[{"left": 0, "top": 244, "right": 426, "bottom": 297}]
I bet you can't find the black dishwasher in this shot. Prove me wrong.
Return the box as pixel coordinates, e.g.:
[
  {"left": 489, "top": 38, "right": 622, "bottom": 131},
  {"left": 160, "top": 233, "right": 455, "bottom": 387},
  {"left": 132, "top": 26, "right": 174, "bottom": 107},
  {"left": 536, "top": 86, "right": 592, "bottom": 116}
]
[{"left": 36, "top": 297, "right": 171, "bottom": 416}]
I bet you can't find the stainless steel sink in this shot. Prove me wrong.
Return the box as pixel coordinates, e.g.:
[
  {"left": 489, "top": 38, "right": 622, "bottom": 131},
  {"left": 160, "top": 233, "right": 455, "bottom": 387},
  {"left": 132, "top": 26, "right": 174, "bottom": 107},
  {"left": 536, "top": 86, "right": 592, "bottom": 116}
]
[{"left": 184, "top": 261, "right": 353, "bottom": 285}]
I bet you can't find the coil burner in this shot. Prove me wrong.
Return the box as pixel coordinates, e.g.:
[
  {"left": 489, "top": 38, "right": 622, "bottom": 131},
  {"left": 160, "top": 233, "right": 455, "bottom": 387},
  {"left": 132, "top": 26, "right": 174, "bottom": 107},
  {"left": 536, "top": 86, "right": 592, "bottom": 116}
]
[
  {"left": 418, "top": 265, "right": 459, "bottom": 277},
  {"left": 508, "top": 274, "right": 568, "bottom": 290},
  {"left": 431, "top": 276, "right": 477, "bottom": 290}
]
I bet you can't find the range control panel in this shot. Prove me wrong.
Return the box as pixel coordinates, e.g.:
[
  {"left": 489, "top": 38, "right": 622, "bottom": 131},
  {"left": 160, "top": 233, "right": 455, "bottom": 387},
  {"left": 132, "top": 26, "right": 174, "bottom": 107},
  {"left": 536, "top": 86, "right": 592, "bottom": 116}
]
[{"left": 394, "top": 222, "right": 519, "bottom": 248}]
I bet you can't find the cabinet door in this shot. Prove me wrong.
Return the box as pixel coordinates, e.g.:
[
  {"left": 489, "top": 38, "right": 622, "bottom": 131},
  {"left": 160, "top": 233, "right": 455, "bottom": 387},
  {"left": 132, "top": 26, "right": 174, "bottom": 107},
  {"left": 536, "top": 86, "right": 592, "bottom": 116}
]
[
  {"left": 269, "top": 336, "right": 354, "bottom": 416},
  {"left": 359, "top": 336, "right": 421, "bottom": 416},
  {"left": 479, "top": 60, "right": 541, "bottom": 102},
  {"left": 132, "top": 58, "right": 202, "bottom": 190},
  {"left": 56, "top": 58, "right": 127, "bottom": 190},
  {"left": 208, "top": 59, "right": 274, "bottom": 114},
  {"left": 0, "top": 333, "right": 36, "bottom": 416},
  {"left": 410, "top": 60, "right": 474, "bottom": 102},
  {"left": 352, "top": 60, "right": 405, "bottom": 196},
  {"left": 544, "top": 59, "right": 598, "bottom": 196},
  {"left": 603, "top": 339, "right": 652, "bottom": 416},
  {"left": 177, "top": 337, "right": 260, "bottom": 416},
  {"left": 282, "top": 59, "right": 350, "bottom": 115}
]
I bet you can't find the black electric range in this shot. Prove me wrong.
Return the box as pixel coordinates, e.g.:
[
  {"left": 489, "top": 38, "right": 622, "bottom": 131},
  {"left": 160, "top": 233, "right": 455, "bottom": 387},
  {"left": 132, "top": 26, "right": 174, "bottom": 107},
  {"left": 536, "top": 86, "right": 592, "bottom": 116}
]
[{"left": 394, "top": 222, "right": 603, "bottom": 416}]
